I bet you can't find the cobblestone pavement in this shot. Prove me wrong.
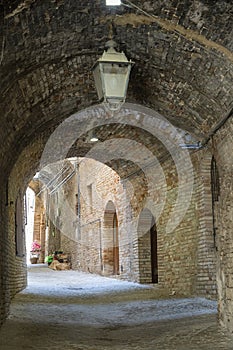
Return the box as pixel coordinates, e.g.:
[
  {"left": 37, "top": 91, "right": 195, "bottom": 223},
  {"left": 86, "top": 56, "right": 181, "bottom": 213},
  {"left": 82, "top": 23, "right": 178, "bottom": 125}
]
[{"left": 0, "top": 265, "right": 232, "bottom": 350}]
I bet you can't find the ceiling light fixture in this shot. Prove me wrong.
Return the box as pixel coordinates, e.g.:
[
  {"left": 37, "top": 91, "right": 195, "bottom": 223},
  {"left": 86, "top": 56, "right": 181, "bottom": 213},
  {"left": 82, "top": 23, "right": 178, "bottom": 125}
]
[
  {"left": 90, "top": 136, "right": 99, "bottom": 142},
  {"left": 92, "top": 40, "right": 134, "bottom": 112}
]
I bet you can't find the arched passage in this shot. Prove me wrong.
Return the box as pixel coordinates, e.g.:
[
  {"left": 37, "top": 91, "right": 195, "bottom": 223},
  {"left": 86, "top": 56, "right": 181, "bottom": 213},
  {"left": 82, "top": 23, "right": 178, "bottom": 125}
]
[
  {"left": 0, "top": 0, "right": 232, "bottom": 335},
  {"left": 102, "top": 201, "right": 120, "bottom": 276},
  {"left": 137, "top": 208, "right": 158, "bottom": 284}
]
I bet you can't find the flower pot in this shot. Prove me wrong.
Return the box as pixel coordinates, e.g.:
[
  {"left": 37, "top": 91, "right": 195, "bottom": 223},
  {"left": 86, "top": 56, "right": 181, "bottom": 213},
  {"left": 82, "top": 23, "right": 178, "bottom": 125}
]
[{"left": 30, "top": 257, "right": 38, "bottom": 264}]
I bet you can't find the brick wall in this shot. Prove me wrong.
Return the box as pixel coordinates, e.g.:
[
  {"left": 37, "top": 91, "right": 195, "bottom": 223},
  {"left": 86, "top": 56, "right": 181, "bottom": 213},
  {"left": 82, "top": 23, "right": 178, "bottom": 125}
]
[
  {"left": 154, "top": 158, "right": 199, "bottom": 295},
  {"left": 44, "top": 154, "right": 218, "bottom": 297},
  {"left": 0, "top": 181, "right": 10, "bottom": 327},
  {"left": 0, "top": 0, "right": 232, "bottom": 331},
  {"left": 0, "top": 120, "right": 224, "bottom": 329},
  {"left": 0, "top": 135, "right": 48, "bottom": 326},
  {"left": 193, "top": 150, "right": 217, "bottom": 297},
  {"left": 0, "top": 163, "right": 28, "bottom": 326},
  {"left": 213, "top": 116, "right": 233, "bottom": 331}
]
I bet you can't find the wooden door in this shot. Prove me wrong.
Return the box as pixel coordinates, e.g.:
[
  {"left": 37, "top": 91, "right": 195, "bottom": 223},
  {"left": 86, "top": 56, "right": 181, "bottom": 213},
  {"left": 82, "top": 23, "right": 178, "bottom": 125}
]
[{"left": 113, "top": 213, "right": 119, "bottom": 275}]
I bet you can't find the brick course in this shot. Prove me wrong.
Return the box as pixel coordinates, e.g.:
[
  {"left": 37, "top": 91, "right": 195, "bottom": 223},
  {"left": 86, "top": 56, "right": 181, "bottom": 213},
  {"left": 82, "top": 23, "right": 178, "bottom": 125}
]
[{"left": 0, "top": 0, "right": 232, "bottom": 333}]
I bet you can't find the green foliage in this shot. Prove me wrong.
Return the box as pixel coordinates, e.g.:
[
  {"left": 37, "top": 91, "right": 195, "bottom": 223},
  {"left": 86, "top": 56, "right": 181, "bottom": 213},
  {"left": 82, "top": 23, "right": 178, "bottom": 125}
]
[{"left": 45, "top": 255, "right": 53, "bottom": 263}]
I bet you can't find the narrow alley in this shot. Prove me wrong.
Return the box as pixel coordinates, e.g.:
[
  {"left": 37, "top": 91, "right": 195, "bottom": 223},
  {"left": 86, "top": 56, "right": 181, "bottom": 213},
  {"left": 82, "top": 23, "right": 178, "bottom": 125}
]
[
  {"left": 1, "top": 0, "right": 233, "bottom": 343},
  {"left": 0, "top": 265, "right": 232, "bottom": 350}
]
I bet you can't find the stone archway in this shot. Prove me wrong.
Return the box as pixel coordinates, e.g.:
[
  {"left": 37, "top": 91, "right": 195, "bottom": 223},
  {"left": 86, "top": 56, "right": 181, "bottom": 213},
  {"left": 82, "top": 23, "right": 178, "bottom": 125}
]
[
  {"left": 102, "top": 201, "right": 120, "bottom": 276},
  {"left": 137, "top": 208, "right": 158, "bottom": 284}
]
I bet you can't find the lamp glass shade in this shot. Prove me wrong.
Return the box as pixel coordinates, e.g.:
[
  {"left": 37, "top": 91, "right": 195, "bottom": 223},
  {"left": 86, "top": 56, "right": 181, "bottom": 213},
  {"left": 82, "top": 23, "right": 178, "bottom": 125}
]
[
  {"left": 102, "top": 62, "right": 131, "bottom": 100},
  {"left": 93, "top": 43, "right": 133, "bottom": 110},
  {"left": 93, "top": 61, "right": 132, "bottom": 103},
  {"left": 93, "top": 64, "right": 104, "bottom": 100}
]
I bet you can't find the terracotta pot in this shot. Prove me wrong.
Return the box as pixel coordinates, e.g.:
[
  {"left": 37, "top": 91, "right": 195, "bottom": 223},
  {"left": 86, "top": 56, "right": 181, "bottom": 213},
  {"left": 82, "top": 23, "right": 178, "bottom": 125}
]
[{"left": 30, "top": 257, "right": 38, "bottom": 264}]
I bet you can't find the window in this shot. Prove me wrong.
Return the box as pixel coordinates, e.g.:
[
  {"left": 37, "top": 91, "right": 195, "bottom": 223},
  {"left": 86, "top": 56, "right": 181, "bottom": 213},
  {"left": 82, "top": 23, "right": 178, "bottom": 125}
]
[{"left": 87, "top": 184, "right": 93, "bottom": 213}]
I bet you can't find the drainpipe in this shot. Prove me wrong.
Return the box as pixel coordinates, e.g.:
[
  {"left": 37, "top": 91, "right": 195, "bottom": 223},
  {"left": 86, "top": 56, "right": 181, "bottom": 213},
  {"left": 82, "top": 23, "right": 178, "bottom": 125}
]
[
  {"left": 76, "top": 161, "right": 81, "bottom": 240},
  {"left": 99, "top": 219, "right": 103, "bottom": 273}
]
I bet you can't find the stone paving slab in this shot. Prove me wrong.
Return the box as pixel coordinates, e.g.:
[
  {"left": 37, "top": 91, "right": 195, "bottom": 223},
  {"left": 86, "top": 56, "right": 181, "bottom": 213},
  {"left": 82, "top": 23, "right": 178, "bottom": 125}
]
[{"left": 0, "top": 265, "right": 232, "bottom": 350}]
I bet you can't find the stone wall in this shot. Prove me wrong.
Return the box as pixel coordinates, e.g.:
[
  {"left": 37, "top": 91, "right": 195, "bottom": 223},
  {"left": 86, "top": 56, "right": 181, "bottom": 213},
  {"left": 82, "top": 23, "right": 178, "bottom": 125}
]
[
  {"left": 155, "top": 157, "right": 199, "bottom": 296},
  {"left": 0, "top": 181, "right": 11, "bottom": 327},
  {"left": 1, "top": 122, "right": 229, "bottom": 328},
  {"left": 44, "top": 153, "right": 218, "bottom": 297},
  {"left": 213, "top": 116, "right": 233, "bottom": 332},
  {"left": 0, "top": 1, "right": 232, "bottom": 185},
  {"left": 46, "top": 159, "right": 124, "bottom": 275},
  {"left": 0, "top": 115, "right": 224, "bottom": 329},
  {"left": 0, "top": 0, "right": 232, "bottom": 332},
  {"left": 0, "top": 160, "right": 28, "bottom": 327}
]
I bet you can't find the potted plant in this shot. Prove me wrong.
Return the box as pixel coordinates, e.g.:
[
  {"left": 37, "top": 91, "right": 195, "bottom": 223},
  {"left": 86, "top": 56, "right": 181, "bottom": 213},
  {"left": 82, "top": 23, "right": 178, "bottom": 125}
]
[
  {"left": 30, "top": 240, "right": 41, "bottom": 264},
  {"left": 45, "top": 254, "right": 53, "bottom": 265}
]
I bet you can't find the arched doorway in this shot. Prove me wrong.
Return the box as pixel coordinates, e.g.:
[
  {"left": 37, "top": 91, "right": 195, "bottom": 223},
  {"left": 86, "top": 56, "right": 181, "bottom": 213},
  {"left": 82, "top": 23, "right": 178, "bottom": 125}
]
[
  {"left": 137, "top": 208, "right": 158, "bottom": 284},
  {"left": 103, "top": 201, "right": 120, "bottom": 276},
  {"left": 113, "top": 212, "right": 119, "bottom": 275}
]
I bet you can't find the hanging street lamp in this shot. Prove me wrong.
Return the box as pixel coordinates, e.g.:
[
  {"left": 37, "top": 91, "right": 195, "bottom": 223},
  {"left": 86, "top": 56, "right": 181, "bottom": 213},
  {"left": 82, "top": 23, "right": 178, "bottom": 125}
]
[{"left": 92, "top": 40, "right": 134, "bottom": 112}]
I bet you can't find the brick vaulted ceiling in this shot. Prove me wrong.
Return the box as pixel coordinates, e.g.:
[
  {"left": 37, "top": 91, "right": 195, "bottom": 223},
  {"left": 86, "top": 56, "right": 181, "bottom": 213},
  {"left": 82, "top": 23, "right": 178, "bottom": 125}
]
[{"left": 0, "top": 0, "right": 232, "bottom": 180}]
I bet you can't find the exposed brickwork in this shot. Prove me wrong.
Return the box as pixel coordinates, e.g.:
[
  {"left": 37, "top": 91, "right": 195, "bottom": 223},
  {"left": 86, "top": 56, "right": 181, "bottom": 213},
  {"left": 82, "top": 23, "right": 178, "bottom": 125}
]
[
  {"left": 0, "top": 183, "right": 11, "bottom": 328},
  {"left": 212, "top": 116, "right": 233, "bottom": 332},
  {"left": 0, "top": 0, "right": 232, "bottom": 333},
  {"left": 192, "top": 150, "right": 217, "bottom": 297},
  {"left": 40, "top": 155, "right": 217, "bottom": 298},
  {"left": 0, "top": 0, "right": 232, "bottom": 184}
]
